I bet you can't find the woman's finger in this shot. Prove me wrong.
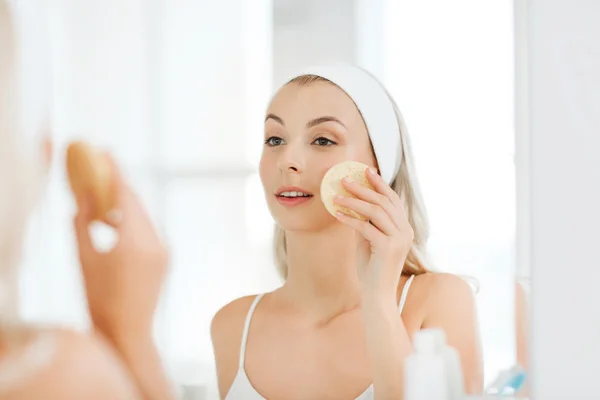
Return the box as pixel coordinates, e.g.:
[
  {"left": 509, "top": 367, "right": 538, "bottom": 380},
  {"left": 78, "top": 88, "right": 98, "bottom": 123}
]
[
  {"left": 365, "top": 167, "right": 402, "bottom": 209},
  {"left": 73, "top": 194, "right": 96, "bottom": 259},
  {"left": 334, "top": 195, "right": 397, "bottom": 236},
  {"left": 364, "top": 168, "right": 412, "bottom": 229},
  {"left": 334, "top": 211, "right": 384, "bottom": 244},
  {"left": 341, "top": 178, "right": 402, "bottom": 229}
]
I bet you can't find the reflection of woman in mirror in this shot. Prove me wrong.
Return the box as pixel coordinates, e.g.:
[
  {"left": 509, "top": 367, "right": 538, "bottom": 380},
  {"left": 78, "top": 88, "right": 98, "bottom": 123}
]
[
  {"left": 211, "top": 65, "right": 484, "bottom": 399},
  {"left": 0, "top": 2, "right": 174, "bottom": 398},
  {"left": 515, "top": 278, "right": 530, "bottom": 395},
  {"left": 515, "top": 279, "right": 529, "bottom": 369}
]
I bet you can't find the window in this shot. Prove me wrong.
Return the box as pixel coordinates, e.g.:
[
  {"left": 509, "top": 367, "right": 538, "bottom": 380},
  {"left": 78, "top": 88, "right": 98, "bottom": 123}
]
[
  {"left": 152, "top": 0, "right": 276, "bottom": 395},
  {"left": 382, "top": 0, "right": 516, "bottom": 384},
  {"left": 19, "top": 2, "right": 275, "bottom": 397}
]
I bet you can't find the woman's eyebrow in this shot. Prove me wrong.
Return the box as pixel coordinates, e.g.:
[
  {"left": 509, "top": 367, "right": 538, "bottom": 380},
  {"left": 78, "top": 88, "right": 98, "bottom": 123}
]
[
  {"left": 265, "top": 114, "right": 347, "bottom": 130},
  {"left": 265, "top": 113, "right": 284, "bottom": 125},
  {"left": 306, "top": 116, "right": 346, "bottom": 129}
]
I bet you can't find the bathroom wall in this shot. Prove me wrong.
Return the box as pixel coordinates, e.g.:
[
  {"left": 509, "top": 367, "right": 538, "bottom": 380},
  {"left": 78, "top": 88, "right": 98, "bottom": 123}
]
[{"left": 521, "top": 0, "right": 600, "bottom": 398}]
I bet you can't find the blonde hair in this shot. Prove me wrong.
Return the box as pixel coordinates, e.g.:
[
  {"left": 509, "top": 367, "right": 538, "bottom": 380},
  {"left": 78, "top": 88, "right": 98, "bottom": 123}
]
[
  {"left": 0, "top": 0, "right": 45, "bottom": 334},
  {"left": 273, "top": 74, "right": 433, "bottom": 280}
]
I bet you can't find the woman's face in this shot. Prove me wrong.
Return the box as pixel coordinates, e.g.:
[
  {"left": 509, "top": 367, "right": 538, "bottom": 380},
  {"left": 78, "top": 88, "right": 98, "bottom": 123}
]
[{"left": 260, "top": 80, "right": 377, "bottom": 232}]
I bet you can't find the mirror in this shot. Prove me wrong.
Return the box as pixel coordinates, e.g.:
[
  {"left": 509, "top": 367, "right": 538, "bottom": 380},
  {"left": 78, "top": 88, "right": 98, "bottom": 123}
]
[{"left": 18, "top": 0, "right": 526, "bottom": 398}]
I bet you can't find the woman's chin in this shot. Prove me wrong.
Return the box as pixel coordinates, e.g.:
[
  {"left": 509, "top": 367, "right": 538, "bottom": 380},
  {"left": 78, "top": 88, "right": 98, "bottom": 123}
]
[{"left": 275, "top": 215, "right": 338, "bottom": 233}]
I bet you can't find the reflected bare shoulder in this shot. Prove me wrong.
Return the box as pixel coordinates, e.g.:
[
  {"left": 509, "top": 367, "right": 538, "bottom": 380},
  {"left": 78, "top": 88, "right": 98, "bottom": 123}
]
[
  {"left": 418, "top": 273, "right": 484, "bottom": 393},
  {"left": 424, "top": 273, "right": 476, "bottom": 304},
  {"left": 211, "top": 295, "right": 259, "bottom": 399}
]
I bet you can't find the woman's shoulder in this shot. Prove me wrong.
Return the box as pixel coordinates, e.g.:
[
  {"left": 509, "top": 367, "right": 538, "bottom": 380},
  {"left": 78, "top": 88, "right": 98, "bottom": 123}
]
[
  {"left": 210, "top": 294, "right": 263, "bottom": 398},
  {"left": 210, "top": 294, "right": 261, "bottom": 344},
  {"left": 0, "top": 327, "right": 140, "bottom": 400},
  {"left": 412, "top": 272, "right": 475, "bottom": 291},
  {"left": 410, "top": 272, "right": 477, "bottom": 311}
]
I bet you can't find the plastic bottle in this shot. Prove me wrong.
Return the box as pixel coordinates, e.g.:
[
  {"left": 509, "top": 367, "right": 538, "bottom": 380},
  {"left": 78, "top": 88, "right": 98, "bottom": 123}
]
[
  {"left": 485, "top": 364, "right": 527, "bottom": 396},
  {"left": 405, "top": 329, "right": 448, "bottom": 400},
  {"left": 431, "top": 329, "right": 465, "bottom": 400}
]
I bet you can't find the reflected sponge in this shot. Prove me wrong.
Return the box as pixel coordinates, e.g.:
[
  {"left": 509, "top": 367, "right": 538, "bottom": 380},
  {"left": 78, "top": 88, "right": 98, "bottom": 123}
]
[{"left": 320, "top": 160, "right": 374, "bottom": 221}]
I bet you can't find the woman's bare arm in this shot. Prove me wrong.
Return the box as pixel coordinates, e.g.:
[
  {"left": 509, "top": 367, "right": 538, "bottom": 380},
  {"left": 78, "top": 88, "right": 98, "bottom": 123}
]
[
  {"left": 421, "top": 273, "right": 484, "bottom": 394},
  {"left": 102, "top": 329, "right": 176, "bottom": 400},
  {"left": 363, "top": 273, "right": 483, "bottom": 399},
  {"left": 361, "top": 287, "right": 413, "bottom": 399}
]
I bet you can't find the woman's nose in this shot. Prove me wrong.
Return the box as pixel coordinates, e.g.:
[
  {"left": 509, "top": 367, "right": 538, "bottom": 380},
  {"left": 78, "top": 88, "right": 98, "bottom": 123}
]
[{"left": 277, "top": 143, "right": 306, "bottom": 173}]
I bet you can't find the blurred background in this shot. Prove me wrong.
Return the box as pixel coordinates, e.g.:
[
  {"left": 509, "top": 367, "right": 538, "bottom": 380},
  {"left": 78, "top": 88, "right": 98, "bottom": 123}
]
[{"left": 17, "top": 0, "right": 518, "bottom": 397}]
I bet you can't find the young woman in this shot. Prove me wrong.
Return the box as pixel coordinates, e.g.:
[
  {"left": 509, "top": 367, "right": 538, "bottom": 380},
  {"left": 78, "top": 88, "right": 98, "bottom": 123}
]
[
  {"left": 211, "top": 65, "right": 484, "bottom": 399},
  {"left": 0, "top": 2, "right": 174, "bottom": 399}
]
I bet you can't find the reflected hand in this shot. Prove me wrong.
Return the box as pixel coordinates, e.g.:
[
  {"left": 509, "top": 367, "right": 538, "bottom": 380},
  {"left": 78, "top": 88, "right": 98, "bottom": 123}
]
[
  {"left": 73, "top": 156, "right": 169, "bottom": 342},
  {"left": 333, "top": 167, "right": 413, "bottom": 299}
]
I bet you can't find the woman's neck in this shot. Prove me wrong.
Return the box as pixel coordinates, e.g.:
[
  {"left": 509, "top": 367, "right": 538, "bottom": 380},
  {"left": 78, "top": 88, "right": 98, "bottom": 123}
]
[{"left": 281, "top": 224, "right": 364, "bottom": 322}]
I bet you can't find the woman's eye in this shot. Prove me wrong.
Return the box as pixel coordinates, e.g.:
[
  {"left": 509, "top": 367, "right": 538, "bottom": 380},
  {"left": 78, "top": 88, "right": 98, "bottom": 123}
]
[
  {"left": 313, "top": 137, "right": 336, "bottom": 146},
  {"left": 265, "top": 136, "right": 284, "bottom": 146}
]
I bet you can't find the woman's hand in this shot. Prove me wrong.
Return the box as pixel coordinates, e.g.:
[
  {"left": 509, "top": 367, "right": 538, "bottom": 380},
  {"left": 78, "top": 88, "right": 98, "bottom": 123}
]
[
  {"left": 333, "top": 166, "right": 414, "bottom": 300},
  {"left": 73, "top": 155, "right": 175, "bottom": 400},
  {"left": 73, "top": 156, "right": 168, "bottom": 343},
  {"left": 333, "top": 166, "right": 415, "bottom": 398}
]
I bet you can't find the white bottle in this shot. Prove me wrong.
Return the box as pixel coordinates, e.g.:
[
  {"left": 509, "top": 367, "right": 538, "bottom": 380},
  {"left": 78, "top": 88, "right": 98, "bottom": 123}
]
[
  {"left": 432, "top": 329, "right": 465, "bottom": 400},
  {"left": 405, "top": 329, "right": 448, "bottom": 400}
]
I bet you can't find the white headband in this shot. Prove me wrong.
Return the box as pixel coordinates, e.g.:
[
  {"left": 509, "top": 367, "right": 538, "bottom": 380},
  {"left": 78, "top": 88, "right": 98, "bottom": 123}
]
[{"left": 290, "top": 64, "right": 401, "bottom": 184}]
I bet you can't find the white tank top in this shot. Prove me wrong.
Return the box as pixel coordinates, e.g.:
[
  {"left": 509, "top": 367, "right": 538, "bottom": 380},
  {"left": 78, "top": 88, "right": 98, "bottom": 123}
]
[{"left": 225, "top": 275, "right": 416, "bottom": 400}]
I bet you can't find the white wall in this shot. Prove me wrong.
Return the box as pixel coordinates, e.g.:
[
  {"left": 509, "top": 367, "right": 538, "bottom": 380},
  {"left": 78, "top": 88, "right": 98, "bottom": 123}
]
[{"left": 521, "top": 0, "right": 600, "bottom": 398}]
